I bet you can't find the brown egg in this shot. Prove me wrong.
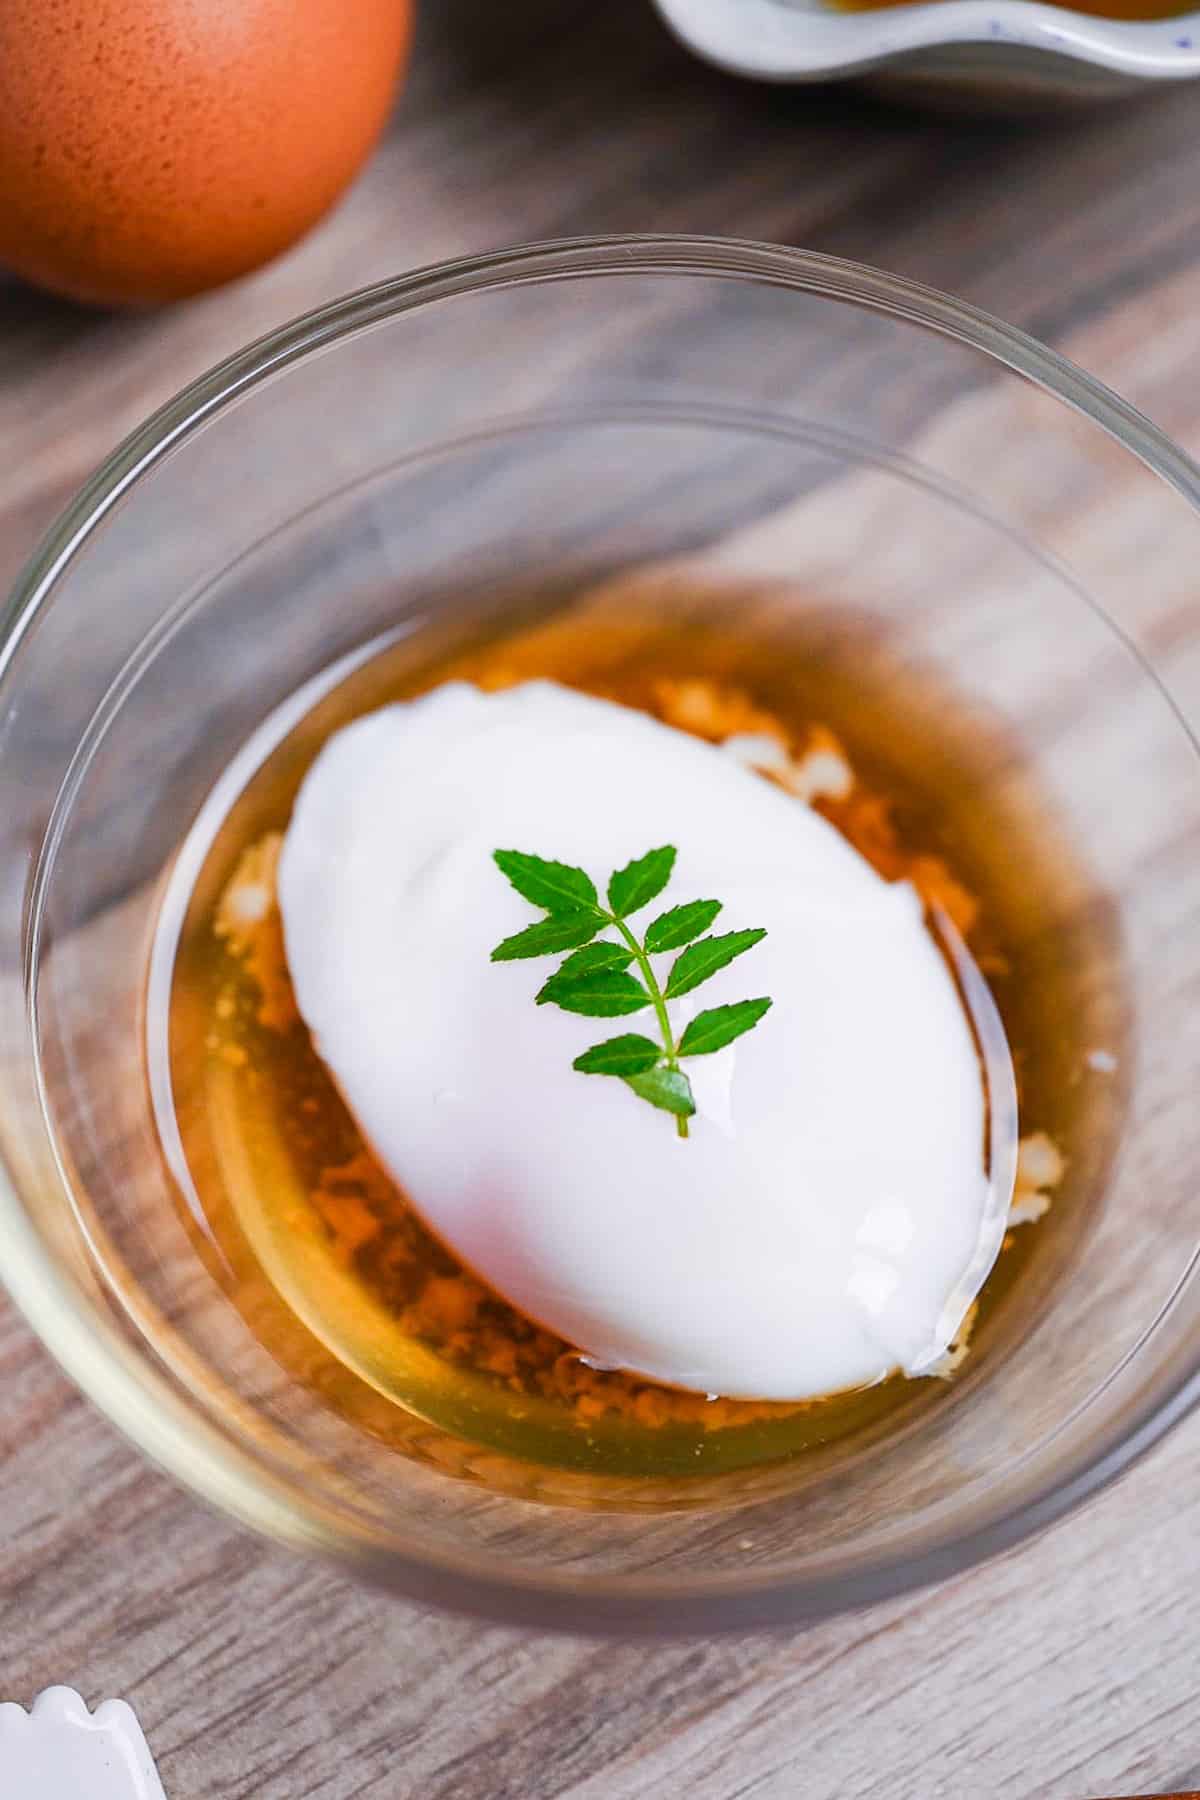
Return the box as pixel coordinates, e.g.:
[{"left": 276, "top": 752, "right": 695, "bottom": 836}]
[{"left": 0, "top": 0, "right": 414, "bottom": 306}]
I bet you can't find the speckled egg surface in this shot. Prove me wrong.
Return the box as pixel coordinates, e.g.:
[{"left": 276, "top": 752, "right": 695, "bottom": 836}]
[{"left": 0, "top": 0, "right": 413, "bottom": 306}]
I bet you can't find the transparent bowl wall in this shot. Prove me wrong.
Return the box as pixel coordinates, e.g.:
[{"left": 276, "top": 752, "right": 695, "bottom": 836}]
[{"left": 3, "top": 239, "right": 1200, "bottom": 1634}]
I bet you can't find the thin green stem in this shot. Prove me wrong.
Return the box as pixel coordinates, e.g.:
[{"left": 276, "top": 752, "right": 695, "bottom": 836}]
[
  {"left": 612, "top": 914, "right": 690, "bottom": 1139},
  {"left": 612, "top": 917, "right": 676, "bottom": 1059}
]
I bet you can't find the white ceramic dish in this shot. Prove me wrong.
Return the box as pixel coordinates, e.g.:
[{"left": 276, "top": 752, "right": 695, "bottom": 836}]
[
  {"left": 654, "top": 0, "right": 1200, "bottom": 101},
  {"left": 0, "top": 1689, "right": 166, "bottom": 1800}
]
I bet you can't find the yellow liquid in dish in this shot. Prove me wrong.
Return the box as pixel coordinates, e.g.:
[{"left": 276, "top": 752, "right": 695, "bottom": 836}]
[{"left": 833, "top": 0, "right": 1190, "bottom": 20}]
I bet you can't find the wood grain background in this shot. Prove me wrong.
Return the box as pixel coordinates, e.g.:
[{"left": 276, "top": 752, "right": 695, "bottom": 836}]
[{"left": 5, "top": 3, "right": 1200, "bottom": 1796}]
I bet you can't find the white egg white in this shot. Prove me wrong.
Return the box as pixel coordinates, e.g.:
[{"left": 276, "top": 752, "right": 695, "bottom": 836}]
[{"left": 278, "top": 680, "right": 1002, "bottom": 1401}]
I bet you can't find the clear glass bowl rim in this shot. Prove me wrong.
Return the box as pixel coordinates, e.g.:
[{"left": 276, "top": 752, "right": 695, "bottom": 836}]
[{"left": 5, "top": 233, "right": 1200, "bottom": 1634}]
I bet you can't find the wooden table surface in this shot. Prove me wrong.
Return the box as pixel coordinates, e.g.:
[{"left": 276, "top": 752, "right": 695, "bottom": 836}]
[{"left": 5, "top": 5, "right": 1200, "bottom": 1797}]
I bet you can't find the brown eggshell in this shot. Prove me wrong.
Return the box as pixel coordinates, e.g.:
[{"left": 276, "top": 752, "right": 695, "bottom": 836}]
[{"left": 0, "top": 0, "right": 414, "bottom": 306}]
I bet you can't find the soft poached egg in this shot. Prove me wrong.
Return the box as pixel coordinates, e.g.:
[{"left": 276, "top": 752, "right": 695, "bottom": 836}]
[{"left": 278, "top": 680, "right": 1008, "bottom": 1401}]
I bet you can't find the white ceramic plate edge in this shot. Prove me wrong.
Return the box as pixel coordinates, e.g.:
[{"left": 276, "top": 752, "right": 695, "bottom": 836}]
[
  {"left": 653, "top": 0, "right": 1200, "bottom": 82},
  {"left": 0, "top": 1688, "right": 167, "bottom": 1800}
]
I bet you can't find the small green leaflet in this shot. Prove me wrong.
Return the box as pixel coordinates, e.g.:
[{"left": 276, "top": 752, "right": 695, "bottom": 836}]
[
  {"left": 624, "top": 1066, "right": 696, "bottom": 1120},
  {"left": 493, "top": 850, "right": 599, "bottom": 916},
  {"left": 536, "top": 967, "right": 650, "bottom": 1016},
  {"left": 491, "top": 846, "right": 772, "bottom": 1139},
  {"left": 643, "top": 898, "right": 722, "bottom": 954},
  {"left": 677, "top": 998, "right": 773, "bottom": 1057},
  {"left": 572, "top": 1034, "right": 661, "bottom": 1076},
  {"left": 490, "top": 911, "right": 600, "bottom": 962},
  {"left": 556, "top": 942, "right": 635, "bottom": 978},
  {"left": 665, "top": 929, "right": 767, "bottom": 999},
  {"left": 607, "top": 845, "right": 676, "bottom": 919}
]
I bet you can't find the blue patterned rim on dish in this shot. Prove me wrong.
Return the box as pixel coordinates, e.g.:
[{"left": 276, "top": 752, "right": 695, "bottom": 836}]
[{"left": 654, "top": 0, "right": 1200, "bottom": 98}]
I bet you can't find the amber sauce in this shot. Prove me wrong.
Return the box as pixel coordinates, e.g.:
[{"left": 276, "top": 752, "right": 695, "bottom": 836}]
[
  {"left": 158, "top": 588, "right": 1126, "bottom": 1487},
  {"left": 833, "top": 0, "right": 1188, "bottom": 21}
]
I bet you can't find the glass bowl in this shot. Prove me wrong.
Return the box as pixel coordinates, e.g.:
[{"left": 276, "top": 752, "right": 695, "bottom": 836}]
[{"left": 4, "top": 236, "right": 1200, "bottom": 1636}]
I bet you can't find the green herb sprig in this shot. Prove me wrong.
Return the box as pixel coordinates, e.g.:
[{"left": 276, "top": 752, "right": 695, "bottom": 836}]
[{"left": 489, "top": 846, "right": 772, "bottom": 1138}]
